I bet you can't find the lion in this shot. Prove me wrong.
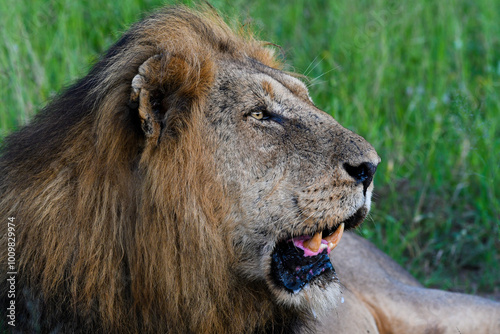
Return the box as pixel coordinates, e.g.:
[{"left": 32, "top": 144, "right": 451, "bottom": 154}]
[{"left": 0, "top": 5, "right": 499, "bottom": 334}]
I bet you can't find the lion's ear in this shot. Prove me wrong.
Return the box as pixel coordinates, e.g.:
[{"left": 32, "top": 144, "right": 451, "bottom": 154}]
[
  {"left": 130, "top": 54, "right": 166, "bottom": 142},
  {"left": 130, "top": 53, "right": 213, "bottom": 143}
]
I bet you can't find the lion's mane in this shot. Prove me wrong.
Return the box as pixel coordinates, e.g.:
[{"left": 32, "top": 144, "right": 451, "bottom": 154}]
[{"left": 0, "top": 6, "right": 296, "bottom": 333}]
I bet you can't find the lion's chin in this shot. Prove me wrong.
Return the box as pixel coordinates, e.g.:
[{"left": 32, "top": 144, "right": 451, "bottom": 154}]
[
  {"left": 269, "top": 242, "right": 342, "bottom": 314},
  {"left": 270, "top": 273, "right": 342, "bottom": 318}
]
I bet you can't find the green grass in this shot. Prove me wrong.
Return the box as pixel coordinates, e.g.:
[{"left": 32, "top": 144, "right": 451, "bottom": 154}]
[{"left": 1, "top": 0, "right": 499, "bottom": 295}]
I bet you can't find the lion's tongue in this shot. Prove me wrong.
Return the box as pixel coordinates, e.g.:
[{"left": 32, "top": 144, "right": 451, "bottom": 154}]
[{"left": 293, "top": 223, "right": 345, "bottom": 257}]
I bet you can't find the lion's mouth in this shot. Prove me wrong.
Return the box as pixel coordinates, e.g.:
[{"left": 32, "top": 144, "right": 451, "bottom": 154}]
[{"left": 270, "top": 207, "right": 366, "bottom": 293}]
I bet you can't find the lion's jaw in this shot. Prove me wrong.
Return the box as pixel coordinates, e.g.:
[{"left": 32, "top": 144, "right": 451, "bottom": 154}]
[{"left": 207, "top": 59, "right": 380, "bottom": 315}]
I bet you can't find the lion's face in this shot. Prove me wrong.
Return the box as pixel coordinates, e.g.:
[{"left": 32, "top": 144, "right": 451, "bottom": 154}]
[{"left": 206, "top": 58, "right": 380, "bottom": 309}]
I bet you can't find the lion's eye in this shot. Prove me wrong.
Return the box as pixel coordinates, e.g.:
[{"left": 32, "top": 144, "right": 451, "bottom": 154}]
[{"left": 250, "top": 110, "right": 267, "bottom": 120}]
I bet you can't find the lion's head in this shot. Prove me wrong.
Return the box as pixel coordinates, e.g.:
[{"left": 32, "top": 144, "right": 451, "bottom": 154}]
[
  {"left": 0, "top": 6, "right": 379, "bottom": 333},
  {"left": 209, "top": 56, "right": 380, "bottom": 303}
]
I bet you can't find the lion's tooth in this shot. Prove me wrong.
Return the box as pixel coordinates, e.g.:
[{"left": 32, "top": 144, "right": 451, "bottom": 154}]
[
  {"left": 303, "top": 232, "right": 322, "bottom": 253},
  {"left": 325, "top": 223, "right": 344, "bottom": 252}
]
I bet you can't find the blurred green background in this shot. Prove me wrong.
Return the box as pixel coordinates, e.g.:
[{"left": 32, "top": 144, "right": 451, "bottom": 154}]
[{"left": 1, "top": 0, "right": 499, "bottom": 296}]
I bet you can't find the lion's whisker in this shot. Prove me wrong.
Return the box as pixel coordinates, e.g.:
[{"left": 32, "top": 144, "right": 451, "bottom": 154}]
[{"left": 303, "top": 54, "right": 322, "bottom": 77}]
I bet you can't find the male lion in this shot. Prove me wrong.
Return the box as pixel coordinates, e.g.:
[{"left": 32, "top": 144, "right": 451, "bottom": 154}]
[{"left": 0, "top": 5, "right": 499, "bottom": 334}]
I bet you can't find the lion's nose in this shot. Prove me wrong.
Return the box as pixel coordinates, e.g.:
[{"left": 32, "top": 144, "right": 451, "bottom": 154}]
[{"left": 343, "top": 162, "right": 377, "bottom": 195}]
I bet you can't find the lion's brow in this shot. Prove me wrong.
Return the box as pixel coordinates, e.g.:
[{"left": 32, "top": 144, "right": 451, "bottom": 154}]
[
  {"left": 247, "top": 57, "right": 311, "bottom": 103},
  {"left": 261, "top": 80, "right": 275, "bottom": 99}
]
